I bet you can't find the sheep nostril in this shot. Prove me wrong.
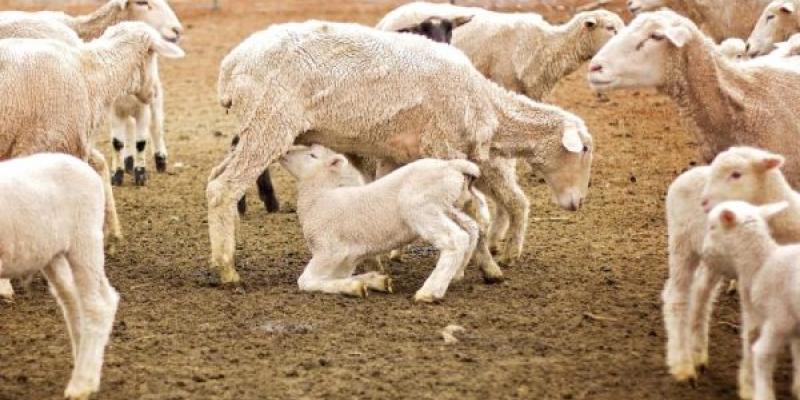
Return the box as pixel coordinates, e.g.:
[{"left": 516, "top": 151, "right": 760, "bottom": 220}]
[{"left": 589, "top": 64, "right": 603, "bottom": 72}]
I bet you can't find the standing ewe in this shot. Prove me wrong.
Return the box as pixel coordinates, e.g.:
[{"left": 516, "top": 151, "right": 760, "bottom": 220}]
[
  {"left": 589, "top": 10, "right": 800, "bottom": 175},
  {"left": 281, "top": 145, "right": 487, "bottom": 302},
  {"left": 0, "top": 22, "right": 184, "bottom": 298},
  {"left": 210, "top": 21, "right": 593, "bottom": 285},
  {"left": 702, "top": 200, "right": 800, "bottom": 400},
  {"left": 746, "top": 0, "right": 800, "bottom": 57},
  {"left": 0, "top": 153, "right": 119, "bottom": 400},
  {"left": 626, "top": 0, "right": 772, "bottom": 41},
  {"left": 664, "top": 147, "right": 800, "bottom": 392}
]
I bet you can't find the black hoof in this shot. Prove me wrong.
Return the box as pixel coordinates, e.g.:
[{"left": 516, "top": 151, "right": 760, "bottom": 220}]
[
  {"left": 237, "top": 196, "right": 247, "bottom": 215},
  {"left": 134, "top": 167, "right": 147, "bottom": 186},
  {"left": 263, "top": 197, "right": 280, "bottom": 213},
  {"left": 124, "top": 156, "right": 134, "bottom": 173},
  {"left": 111, "top": 168, "right": 124, "bottom": 186},
  {"left": 155, "top": 153, "right": 167, "bottom": 173}
]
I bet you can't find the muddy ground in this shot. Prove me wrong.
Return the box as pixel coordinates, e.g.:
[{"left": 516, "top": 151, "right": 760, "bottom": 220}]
[{"left": 0, "top": 1, "right": 786, "bottom": 399}]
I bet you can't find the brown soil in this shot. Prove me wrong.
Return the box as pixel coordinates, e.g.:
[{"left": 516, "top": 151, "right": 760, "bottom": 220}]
[{"left": 0, "top": 1, "right": 786, "bottom": 399}]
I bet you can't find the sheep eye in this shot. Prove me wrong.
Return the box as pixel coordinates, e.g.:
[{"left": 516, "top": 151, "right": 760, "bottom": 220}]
[
  {"left": 767, "top": 14, "right": 776, "bottom": 21},
  {"left": 650, "top": 33, "right": 665, "bottom": 41},
  {"left": 582, "top": 145, "right": 589, "bottom": 153},
  {"left": 309, "top": 153, "right": 317, "bottom": 159},
  {"left": 135, "top": 0, "right": 149, "bottom": 5},
  {"left": 731, "top": 171, "right": 742, "bottom": 179},
  {"left": 606, "top": 26, "right": 617, "bottom": 34}
]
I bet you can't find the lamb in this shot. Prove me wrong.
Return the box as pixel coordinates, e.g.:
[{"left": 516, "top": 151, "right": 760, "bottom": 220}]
[
  {"left": 702, "top": 200, "right": 800, "bottom": 400},
  {"left": 746, "top": 0, "right": 800, "bottom": 57},
  {"left": 768, "top": 32, "right": 800, "bottom": 56},
  {"left": 0, "top": 21, "right": 184, "bottom": 298},
  {"left": 626, "top": 0, "right": 772, "bottom": 41},
  {"left": 719, "top": 37, "right": 747, "bottom": 59},
  {"left": 663, "top": 147, "right": 800, "bottom": 393},
  {"left": 0, "top": 0, "right": 184, "bottom": 186},
  {"left": 280, "top": 145, "right": 488, "bottom": 302},
  {"left": 210, "top": 21, "right": 593, "bottom": 285},
  {"left": 0, "top": 153, "right": 119, "bottom": 400},
  {"left": 589, "top": 11, "right": 800, "bottom": 177}
]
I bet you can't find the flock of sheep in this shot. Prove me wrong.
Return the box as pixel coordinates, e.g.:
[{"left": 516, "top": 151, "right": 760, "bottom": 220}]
[{"left": 2, "top": 0, "right": 800, "bottom": 398}]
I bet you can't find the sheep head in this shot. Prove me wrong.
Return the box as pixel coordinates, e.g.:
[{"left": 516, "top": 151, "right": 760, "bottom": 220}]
[
  {"left": 118, "top": 0, "right": 184, "bottom": 44},
  {"left": 396, "top": 15, "right": 473, "bottom": 44},
  {"left": 747, "top": 0, "right": 800, "bottom": 57},
  {"left": 701, "top": 147, "right": 787, "bottom": 213}
]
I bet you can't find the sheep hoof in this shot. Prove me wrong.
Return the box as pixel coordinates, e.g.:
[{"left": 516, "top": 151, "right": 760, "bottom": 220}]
[
  {"left": 217, "top": 267, "right": 241, "bottom": 285},
  {"left": 739, "top": 384, "right": 753, "bottom": 400},
  {"left": 482, "top": 274, "right": 505, "bottom": 284},
  {"left": 0, "top": 279, "right": 14, "bottom": 300},
  {"left": 111, "top": 168, "right": 124, "bottom": 186},
  {"left": 413, "top": 291, "right": 441, "bottom": 303},
  {"left": 124, "top": 156, "right": 134, "bottom": 173},
  {"left": 134, "top": 167, "right": 147, "bottom": 186},
  {"left": 263, "top": 196, "right": 280, "bottom": 213},
  {"left": 154, "top": 153, "right": 167, "bottom": 173},
  {"left": 237, "top": 196, "right": 247, "bottom": 215},
  {"left": 383, "top": 276, "right": 394, "bottom": 294},
  {"left": 670, "top": 362, "right": 697, "bottom": 384},
  {"left": 347, "top": 281, "right": 368, "bottom": 298}
]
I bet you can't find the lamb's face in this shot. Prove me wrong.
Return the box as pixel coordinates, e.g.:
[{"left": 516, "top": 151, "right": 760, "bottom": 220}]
[
  {"left": 124, "top": 0, "right": 183, "bottom": 43},
  {"left": 581, "top": 11, "right": 626, "bottom": 55},
  {"left": 718, "top": 38, "right": 747, "bottom": 60},
  {"left": 702, "top": 201, "right": 787, "bottom": 262},
  {"left": 535, "top": 120, "right": 593, "bottom": 212},
  {"left": 280, "top": 145, "right": 351, "bottom": 184},
  {"left": 588, "top": 12, "right": 692, "bottom": 92},
  {"left": 747, "top": 0, "right": 799, "bottom": 57},
  {"left": 627, "top": 0, "right": 667, "bottom": 15},
  {"left": 701, "top": 147, "right": 786, "bottom": 213}
]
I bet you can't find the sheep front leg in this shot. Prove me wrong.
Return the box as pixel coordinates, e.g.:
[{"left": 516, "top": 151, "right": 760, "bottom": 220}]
[
  {"left": 298, "top": 254, "right": 368, "bottom": 297},
  {"left": 477, "top": 159, "right": 528, "bottom": 266},
  {"left": 150, "top": 81, "right": 168, "bottom": 173},
  {"left": 42, "top": 255, "right": 82, "bottom": 361},
  {"left": 489, "top": 203, "right": 510, "bottom": 254},
  {"left": 257, "top": 169, "right": 280, "bottom": 213},
  {"left": 132, "top": 104, "right": 151, "bottom": 186},
  {"left": 0, "top": 279, "right": 13, "bottom": 299},
  {"left": 408, "top": 206, "right": 472, "bottom": 302},
  {"left": 447, "top": 208, "right": 480, "bottom": 282},
  {"left": 688, "top": 264, "right": 723, "bottom": 372},
  {"left": 662, "top": 250, "right": 701, "bottom": 382},
  {"left": 752, "top": 323, "right": 785, "bottom": 400},
  {"left": 739, "top": 295, "right": 759, "bottom": 400},
  {"left": 88, "top": 149, "right": 123, "bottom": 247},
  {"left": 791, "top": 339, "right": 800, "bottom": 398},
  {"left": 109, "top": 114, "right": 128, "bottom": 186},
  {"left": 351, "top": 271, "right": 393, "bottom": 293}
]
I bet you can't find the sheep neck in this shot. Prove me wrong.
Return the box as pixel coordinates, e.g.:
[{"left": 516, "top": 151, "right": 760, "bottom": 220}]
[
  {"left": 67, "top": 1, "right": 127, "bottom": 41},
  {"left": 490, "top": 91, "right": 564, "bottom": 158},
  {"left": 515, "top": 16, "right": 591, "bottom": 101},
  {"left": 757, "top": 174, "right": 800, "bottom": 243},
  {"left": 660, "top": 34, "right": 745, "bottom": 163},
  {"left": 733, "top": 233, "right": 778, "bottom": 295}
]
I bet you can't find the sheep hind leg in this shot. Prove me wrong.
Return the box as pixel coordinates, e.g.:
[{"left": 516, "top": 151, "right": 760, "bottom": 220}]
[
  {"left": 408, "top": 206, "right": 471, "bottom": 302},
  {"left": 109, "top": 114, "right": 127, "bottom": 186},
  {"left": 88, "top": 149, "right": 122, "bottom": 250},
  {"left": 132, "top": 104, "right": 151, "bottom": 186},
  {"left": 298, "top": 254, "right": 367, "bottom": 297},
  {"left": 688, "top": 264, "right": 722, "bottom": 373},
  {"left": 447, "top": 207, "right": 480, "bottom": 282},
  {"left": 64, "top": 238, "right": 118, "bottom": 400},
  {"left": 42, "top": 255, "right": 82, "bottom": 361},
  {"left": 207, "top": 109, "right": 298, "bottom": 284},
  {"left": 150, "top": 83, "right": 168, "bottom": 173},
  {"left": 752, "top": 323, "right": 785, "bottom": 400},
  {"left": 790, "top": 339, "right": 800, "bottom": 398},
  {"left": 662, "top": 250, "right": 701, "bottom": 383},
  {"left": 351, "top": 271, "right": 393, "bottom": 293},
  {"left": 488, "top": 202, "right": 510, "bottom": 255}
]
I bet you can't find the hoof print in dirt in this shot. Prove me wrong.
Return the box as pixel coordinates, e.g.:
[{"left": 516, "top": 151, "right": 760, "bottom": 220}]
[
  {"left": 124, "top": 156, "right": 134, "bottom": 173},
  {"left": 134, "top": 167, "right": 147, "bottom": 186},
  {"left": 154, "top": 153, "right": 168, "bottom": 173},
  {"left": 111, "top": 168, "right": 124, "bottom": 186}
]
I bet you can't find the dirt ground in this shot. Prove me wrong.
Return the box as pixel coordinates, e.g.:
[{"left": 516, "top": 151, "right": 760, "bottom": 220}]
[{"left": 0, "top": 1, "right": 789, "bottom": 399}]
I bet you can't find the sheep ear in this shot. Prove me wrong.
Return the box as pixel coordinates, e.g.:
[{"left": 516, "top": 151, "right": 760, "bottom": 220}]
[
  {"left": 759, "top": 201, "right": 790, "bottom": 220},
  {"left": 327, "top": 155, "right": 348, "bottom": 169},
  {"left": 664, "top": 25, "right": 691, "bottom": 48},
  {"left": 584, "top": 17, "right": 598, "bottom": 29},
  {"left": 115, "top": 0, "right": 131, "bottom": 9},
  {"left": 761, "top": 154, "right": 785, "bottom": 170},
  {"left": 452, "top": 15, "right": 474, "bottom": 28},
  {"left": 719, "top": 208, "right": 738, "bottom": 227},
  {"left": 781, "top": 3, "right": 795, "bottom": 14},
  {"left": 152, "top": 38, "right": 185, "bottom": 59},
  {"left": 562, "top": 124, "right": 584, "bottom": 153}
]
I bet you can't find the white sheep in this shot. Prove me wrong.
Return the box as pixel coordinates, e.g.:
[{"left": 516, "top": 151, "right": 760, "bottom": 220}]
[
  {"left": 0, "top": 0, "right": 184, "bottom": 185},
  {"left": 747, "top": 0, "right": 800, "bottom": 57},
  {"left": 0, "top": 21, "right": 184, "bottom": 298},
  {"left": 0, "top": 153, "right": 119, "bottom": 400},
  {"left": 626, "top": 0, "right": 772, "bottom": 41},
  {"left": 718, "top": 37, "right": 747, "bottom": 59},
  {"left": 280, "top": 145, "right": 488, "bottom": 302},
  {"left": 702, "top": 199, "right": 800, "bottom": 400},
  {"left": 589, "top": 11, "right": 800, "bottom": 180},
  {"left": 211, "top": 20, "right": 593, "bottom": 285},
  {"left": 664, "top": 147, "right": 800, "bottom": 393}
]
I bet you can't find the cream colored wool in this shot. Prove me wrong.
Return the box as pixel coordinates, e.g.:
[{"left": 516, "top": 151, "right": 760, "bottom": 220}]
[
  {"left": 0, "top": 153, "right": 118, "bottom": 400},
  {"left": 747, "top": 0, "right": 800, "bottom": 57},
  {"left": 718, "top": 37, "right": 747, "bottom": 59},
  {"left": 627, "top": 0, "right": 772, "bottom": 41},
  {"left": 210, "top": 21, "right": 594, "bottom": 285}
]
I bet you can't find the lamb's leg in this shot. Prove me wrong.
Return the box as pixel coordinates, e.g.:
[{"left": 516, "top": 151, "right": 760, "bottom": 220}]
[
  {"left": 0, "top": 279, "right": 13, "bottom": 299},
  {"left": 447, "top": 208, "right": 480, "bottom": 282},
  {"left": 752, "top": 323, "right": 785, "bottom": 400},
  {"left": 351, "top": 271, "right": 393, "bottom": 293},
  {"left": 688, "top": 264, "right": 723, "bottom": 372},
  {"left": 489, "top": 202, "right": 510, "bottom": 254},
  {"left": 375, "top": 159, "right": 407, "bottom": 262},
  {"left": 42, "top": 255, "right": 81, "bottom": 361},
  {"left": 109, "top": 114, "right": 127, "bottom": 186},
  {"left": 662, "top": 246, "right": 701, "bottom": 382},
  {"left": 132, "top": 104, "right": 151, "bottom": 186},
  {"left": 408, "top": 206, "right": 471, "bottom": 302},
  {"left": 298, "top": 254, "right": 367, "bottom": 297},
  {"left": 64, "top": 237, "right": 118, "bottom": 400},
  {"left": 792, "top": 339, "right": 800, "bottom": 398},
  {"left": 257, "top": 169, "right": 280, "bottom": 213},
  {"left": 88, "top": 149, "right": 123, "bottom": 248},
  {"left": 207, "top": 99, "right": 299, "bottom": 284},
  {"left": 150, "top": 81, "right": 168, "bottom": 173},
  {"left": 739, "top": 294, "right": 759, "bottom": 400}
]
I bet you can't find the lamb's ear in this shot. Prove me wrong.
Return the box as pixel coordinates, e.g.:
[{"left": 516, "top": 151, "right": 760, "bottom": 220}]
[
  {"left": 151, "top": 37, "right": 185, "bottom": 59},
  {"left": 452, "top": 15, "right": 474, "bottom": 28},
  {"left": 327, "top": 154, "right": 348, "bottom": 169},
  {"left": 759, "top": 201, "right": 790, "bottom": 220},
  {"left": 584, "top": 17, "right": 598, "bottom": 29},
  {"left": 664, "top": 25, "right": 691, "bottom": 48},
  {"left": 719, "top": 208, "right": 738, "bottom": 227},
  {"left": 781, "top": 2, "right": 795, "bottom": 14},
  {"left": 759, "top": 154, "right": 785, "bottom": 170},
  {"left": 562, "top": 123, "right": 584, "bottom": 153}
]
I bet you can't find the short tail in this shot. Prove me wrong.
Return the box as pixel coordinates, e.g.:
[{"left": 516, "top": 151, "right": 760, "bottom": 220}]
[{"left": 448, "top": 159, "right": 481, "bottom": 179}]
